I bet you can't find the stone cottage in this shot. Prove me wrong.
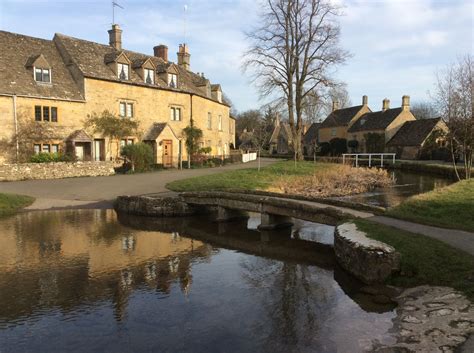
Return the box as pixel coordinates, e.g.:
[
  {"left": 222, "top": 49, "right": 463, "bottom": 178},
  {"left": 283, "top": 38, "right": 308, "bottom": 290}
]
[{"left": 0, "top": 25, "right": 235, "bottom": 167}]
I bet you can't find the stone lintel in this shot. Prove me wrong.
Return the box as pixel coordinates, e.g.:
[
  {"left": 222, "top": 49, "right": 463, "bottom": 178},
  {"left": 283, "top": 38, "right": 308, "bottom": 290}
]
[{"left": 258, "top": 213, "right": 293, "bottom": 230}]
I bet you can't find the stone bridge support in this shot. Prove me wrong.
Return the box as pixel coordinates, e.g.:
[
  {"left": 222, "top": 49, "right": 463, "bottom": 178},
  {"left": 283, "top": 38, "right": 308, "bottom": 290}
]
[
  {"left": 216, "top": 206, "right": 248, "bottom": 222},
  {"left": 258, "top": 213, "right": 293, "bottom": 230}
]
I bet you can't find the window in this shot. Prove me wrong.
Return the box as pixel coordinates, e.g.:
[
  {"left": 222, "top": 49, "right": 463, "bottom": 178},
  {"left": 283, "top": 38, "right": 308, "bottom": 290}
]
[
  {"left": 34, "top": 68, "right": 51, "bottom": 83},
  {"left": 34, "top": 144, "right": 41, "bottom": 154},
  {"left": 331, "top": 128, "right": 336, "bottom": 137},
  {"left": 168, "top": 73, "right": 177, "bottom": 88},
  {"left": 42, "top": 106, "right": 50, "bottom": 121},
  {"left": 120, "top": 102, "right": 134, "bottom": 118},
  {"left": 121, "top": 139, "right": 134, "bottom": 147},
  {"left": 218, "top": 115, "right": 222, "bottom": 131},
  {"left": 42, "top": 144, "right": 50, "bottom": 153},
  {"left": 144, "top": 68, "right": 154, "bottom": 84},
  {"left": 170, "top": 107, "right": 181, "bottom": 121},
  {"left": 35, "top": 106, "right": 42, "bottom": 121},
  {"left": 207, "top": 113, "right": 212, "bottom": 129},
  {"left": 117, "top": 63, "right": 129, "bottom": 80},
  {"left": 51, "top": 144, "right": 59, "bottom": 153},
  {"left": 51, "top": 107, "right": 58, "bottom": 122}
]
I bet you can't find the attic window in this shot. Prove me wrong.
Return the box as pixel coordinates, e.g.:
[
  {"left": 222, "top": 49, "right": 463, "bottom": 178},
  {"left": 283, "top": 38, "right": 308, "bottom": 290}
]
[
  {"left": 118, "top": 63, "right": 129, "bottom": 80},
  {"left": 35, "top": 68, "right": 51, "bottom": 83},
  {"left": 168, "top": 73, "right": 178, "bottom": 88},
  {"left": 144, "top": 68, "right": 154, "bottom": 84}
]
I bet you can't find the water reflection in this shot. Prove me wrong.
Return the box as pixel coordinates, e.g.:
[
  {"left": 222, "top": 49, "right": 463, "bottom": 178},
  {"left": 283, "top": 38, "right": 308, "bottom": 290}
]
[
  {"left": 0, "top": 210, "right": 396, "bottom": 353},
  {"left": 336, "top": 170, "right": 453, "bottom": 207}
]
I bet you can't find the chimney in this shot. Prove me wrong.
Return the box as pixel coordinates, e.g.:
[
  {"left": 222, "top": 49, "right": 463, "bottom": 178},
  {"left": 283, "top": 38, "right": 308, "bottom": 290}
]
[
  {"left": 332, "top": 100, "right": 340, "bottom": 112},
  {"left": 153, "top": 45, "right": 168, "bottom": 62},
  {"left": 402, "top": 95, "right": 410, "bottom": 111},
  {"left": 382, "top": 98, "right": 390, "bottom": 111},
  {"left": 177, "top": 44, "right": 191, "bottom": 70},
  {"left": 108, "top": 24, "right": 122, "bottom": 51},
  {"left": 362, "top": 95, "right": 368, "bottom": 106}
]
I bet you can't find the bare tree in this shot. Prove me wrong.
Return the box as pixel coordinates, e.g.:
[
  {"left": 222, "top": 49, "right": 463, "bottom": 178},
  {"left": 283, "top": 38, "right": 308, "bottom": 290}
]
[
  {"left": 411, "top": 101, "right": 438, "bottom": 120},
  {"left": 434, "top": 55, "right": 473, "bottom": 180},
  {"left": 244, "top": 0, "right": 348, "bottom": 161}
]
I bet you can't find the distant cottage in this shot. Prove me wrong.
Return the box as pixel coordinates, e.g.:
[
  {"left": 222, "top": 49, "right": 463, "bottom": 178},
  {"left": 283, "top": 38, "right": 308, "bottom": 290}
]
[{"left": 0, "top": 25, "right": 235, "bottom": 166}]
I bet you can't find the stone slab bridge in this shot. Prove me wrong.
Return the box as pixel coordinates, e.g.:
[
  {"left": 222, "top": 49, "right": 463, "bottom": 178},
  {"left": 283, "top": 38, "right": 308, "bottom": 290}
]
[{"left": 179, "top": 191, "right": 374, "bottom": 229}]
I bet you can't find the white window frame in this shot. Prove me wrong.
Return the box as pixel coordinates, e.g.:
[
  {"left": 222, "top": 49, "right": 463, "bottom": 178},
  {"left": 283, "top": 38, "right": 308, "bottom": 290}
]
[
  {"left": 117, "top": 63, "right": 130, "bottom": 80},
  {"left": 207, "top": 113, "right": 212, "bottom": 129},
  {"left": 170, "top": 107, "right": 181, "bottom": 121},
  {"left": 144, "top": 68, "right": 154, "bottom": 84},
  {"left": 168, "top": 73, "right": 178, "bottom": 88},
  {"left": 331, "top": 128, "right": 337, "bottom": 137},
  {"left": 119, "top": 102, "right": 126, "bottom": 117},
  {"left": 34, "top": 67, "right": 51, "bottom": 83},
  {"left": 126, "top": 103, "right": 133, "bottom": 118}
]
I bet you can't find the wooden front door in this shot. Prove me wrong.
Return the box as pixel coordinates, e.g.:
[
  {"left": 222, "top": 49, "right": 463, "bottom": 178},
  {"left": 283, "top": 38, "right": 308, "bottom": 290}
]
[{"left": 162, "top": 140, "right": 173, "bottom": 168}]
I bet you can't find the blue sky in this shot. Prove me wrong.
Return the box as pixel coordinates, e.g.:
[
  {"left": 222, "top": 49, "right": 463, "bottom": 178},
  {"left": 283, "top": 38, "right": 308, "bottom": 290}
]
[{"left": 0, "top": 0, "right": 472, "bottom": 112}]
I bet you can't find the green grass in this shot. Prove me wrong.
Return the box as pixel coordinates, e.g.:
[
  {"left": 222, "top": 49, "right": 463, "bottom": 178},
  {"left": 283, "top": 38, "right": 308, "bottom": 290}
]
[
  {"left": 387, "top": 179, "right": 474, "bottom": 232},
  {"left": 167, "top": 160, "right": 334, "bottom": 192},
  {"left": 0, "top": 193, "right": 35, "bottom": 217},
  {"left": 354, "top": 218, "right": 474, "bottom": 301}
]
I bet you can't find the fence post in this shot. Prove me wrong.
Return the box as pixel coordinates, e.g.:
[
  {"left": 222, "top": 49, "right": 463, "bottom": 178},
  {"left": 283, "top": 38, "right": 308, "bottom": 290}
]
[
  {"left": 392, "top": 154, "right": 395, "bottom": 164},
  {"left": 381, "top": 154, "right": 384, "bottom": 167},
  {"left": 369, "top": 155, "right": 371, "bottom": 168},
  {"left": 355, "top": 154, "right": 358, "bottom": 167},
  {"left": 343, "top": 154, "right": 345, "bottom": 165}
]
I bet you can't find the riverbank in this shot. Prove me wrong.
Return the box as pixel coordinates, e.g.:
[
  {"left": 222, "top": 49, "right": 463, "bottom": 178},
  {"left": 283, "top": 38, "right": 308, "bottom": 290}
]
[
  {"left": 354, "top": 218, "right": 474, "bottom": 301},
  {"left": 387, "top": 179, "right": 474, "bottom": 232},
  {"left": 0, "top": 193, "right": 34, "bottom": 217},
  {"left": 166, "top": 160, "right": 391, "bottom": 197}
]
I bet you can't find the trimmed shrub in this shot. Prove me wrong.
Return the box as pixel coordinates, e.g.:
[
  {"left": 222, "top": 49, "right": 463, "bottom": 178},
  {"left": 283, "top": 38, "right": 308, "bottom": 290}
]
[
  {"left": 329, "top": 138, "right": 348, "bottom": 156},
  {"left": 121, "top": 143, "right": 154, "bottom": 172},
  {"left": 29, "top": 152, "right": 71, "bottom": 163},
  {"left": 347, "top": 140, "right": 359, "bottom": 150},
  {"left": 319, "top": 142, "right": 331, "bottom": 156}
]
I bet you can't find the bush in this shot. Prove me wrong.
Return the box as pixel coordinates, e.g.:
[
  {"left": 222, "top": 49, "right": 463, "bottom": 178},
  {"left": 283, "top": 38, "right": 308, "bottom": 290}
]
[
  {"left": 29, "top": 152, "right": 71, "bottom": 163},
  {"left": 329, "top": 138, "right": 348, "bottom": 156},
  {"left": 121, "top": 143, "right": 154, "bottom": 172},
  {"left": 347, "top": 140, "right": 359, "bottom": 150},
  {"left": 364, "top": 133, "right": 385, "bottom": 153},
  {"left": 319, "top": 142, "right": 331, "bottom": 156}
]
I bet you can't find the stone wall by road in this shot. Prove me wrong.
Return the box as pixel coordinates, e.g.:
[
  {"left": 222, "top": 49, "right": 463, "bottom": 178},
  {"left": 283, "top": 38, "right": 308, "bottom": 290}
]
[
  {"left": 334, "top": 222, "right": 401, "bottom": 284},
  {"left": 0, "top": 161, "right": 116, "bottom": 181}
]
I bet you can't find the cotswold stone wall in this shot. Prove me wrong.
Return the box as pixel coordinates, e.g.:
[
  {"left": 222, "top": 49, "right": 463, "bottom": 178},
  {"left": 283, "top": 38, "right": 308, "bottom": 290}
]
[
  {"left": 334, "top": 222, "right": 401, "bottom": 284},
  {"left": 0, "top": 161, "right": 115, "bottom": 181},
  {"left": 115, "top": 195, "right": 197, "bottom": 217}
]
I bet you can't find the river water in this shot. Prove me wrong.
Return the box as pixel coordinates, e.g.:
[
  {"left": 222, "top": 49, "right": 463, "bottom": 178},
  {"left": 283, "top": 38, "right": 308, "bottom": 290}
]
[
  {"left": 335, "top": 169, "right": 453, "bottom": 207},
  {"left": 0, "top": 210, "right": 397, "bottom": 353}
]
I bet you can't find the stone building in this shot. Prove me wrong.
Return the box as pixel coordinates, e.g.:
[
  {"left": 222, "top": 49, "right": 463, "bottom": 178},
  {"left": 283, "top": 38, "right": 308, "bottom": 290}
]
[
  {"left": 303, "top": 122, "right": 321, "bottom": 156},
  {"left": 347, "top": 96, "right": 416, "bottom": 153},
  {"left": 0, "top": 25, "right": 235, "bottom": 166},
  {"left": 318, "top": 96, "right": 371, "bottom": 144},
  {"left": 386, "top": 118, "right": 448, "bottom": 159}
]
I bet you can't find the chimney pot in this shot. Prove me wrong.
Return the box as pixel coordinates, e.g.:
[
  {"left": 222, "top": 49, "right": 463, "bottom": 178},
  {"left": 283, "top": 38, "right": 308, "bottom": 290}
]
[
  {"left": 402, "top": 95, "right": 410, "bottom": 111},
  {"left": 332, "top": 101, "right": 340, "bottom": 112},
  {"left": 177, "top": 43, "right": 191, "bottom": 70},
  {"left": 108, "top": 24, "right": 122, "bottom": 51},
  {"left": 153, "top": 45, "right": 168, "bottom": 62},
  {"left": 362, "top": 95, "right": 368, "bottom": 105},
  {"left": 382, "top": 98, "right": 390, "bottom": 111}
]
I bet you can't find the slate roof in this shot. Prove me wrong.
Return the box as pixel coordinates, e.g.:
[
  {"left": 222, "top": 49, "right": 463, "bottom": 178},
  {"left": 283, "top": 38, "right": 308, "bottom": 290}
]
[
  {"left": 53, "top": 33, "right": 221, "bottom": 102},
  {"left": 0, "top": 29, "right": 226, "bottom": 104},
  {"left": 0, "top": 30, "right": 84, "bottom": 100},
  {"left": 320, "top": 105, "right": 365, "bottom": 128},
  {"left": 143, "top": 123, "right": 168, "bottom": 141},
  {"left": 348, "top": 108, "right": 403, "bottom": 133},
  {"left": 387, "top": 118, "right": 442, "bottom": 147},
  {"left": 66, "top": 129, "right": 92, "bottom": 142},
  {"left": 303, "top": 123, "right": 321, "bottom": 144}
]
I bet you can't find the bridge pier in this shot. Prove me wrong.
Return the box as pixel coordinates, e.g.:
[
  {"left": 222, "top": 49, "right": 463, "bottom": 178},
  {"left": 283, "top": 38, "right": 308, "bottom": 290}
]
[
  {"left": 260, "top": 227, "right": 292, "bottom": 242},
  {"left": 258, "top": 213, "right": 293, "bottom": 231},
  {"left": 216, "top": 206, "right": 248, "bottom": 222}
]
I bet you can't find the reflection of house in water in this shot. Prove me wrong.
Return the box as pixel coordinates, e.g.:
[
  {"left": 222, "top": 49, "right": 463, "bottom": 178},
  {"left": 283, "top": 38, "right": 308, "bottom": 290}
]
[{"left": 0, "top": 210, "right": 211, "bottom": 324}]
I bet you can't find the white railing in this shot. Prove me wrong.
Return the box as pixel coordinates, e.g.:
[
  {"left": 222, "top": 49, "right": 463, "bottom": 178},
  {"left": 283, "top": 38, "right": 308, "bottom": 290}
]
[
  {"left": 242, "top": 152, "right": 257, "bottom": 163},
  {"left": 342, "top": 153, "right": 396, "bottom": 167}
]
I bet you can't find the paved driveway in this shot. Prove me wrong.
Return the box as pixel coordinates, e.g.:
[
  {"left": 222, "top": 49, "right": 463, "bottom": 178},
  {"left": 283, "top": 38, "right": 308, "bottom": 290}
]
[{"left": 0, "top": 158, "right": 278, "bottom": 209}]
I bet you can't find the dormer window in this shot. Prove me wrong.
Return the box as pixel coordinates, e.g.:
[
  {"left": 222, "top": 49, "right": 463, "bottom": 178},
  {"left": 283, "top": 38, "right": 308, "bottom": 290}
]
[
  {"left": 35, "top": 67, "right": 51, "bottom": 83},
  {"left": 118, "top": 63, "right": 129, "bottom": 80},
  {"left": 144, "top": 68, "right": 154, "bottom": 84},
  {"left": 168, "top": 73, "right": 178, "bottom": 88}
]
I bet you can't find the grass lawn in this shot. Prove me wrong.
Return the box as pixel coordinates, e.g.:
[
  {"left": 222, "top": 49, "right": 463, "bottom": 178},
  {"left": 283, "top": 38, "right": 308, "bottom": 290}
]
[
  {"left": 167, "top": 160, "right": 335, "bottom": 192},
  {"left": 0, "top": 193, "right": 35, "bottom": 217},
  {"left": 354, "top": 218, "right": 474, "bottom": 301},
  {"left": 386, "top": 179, "right": 474, "bottom": 232}
]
